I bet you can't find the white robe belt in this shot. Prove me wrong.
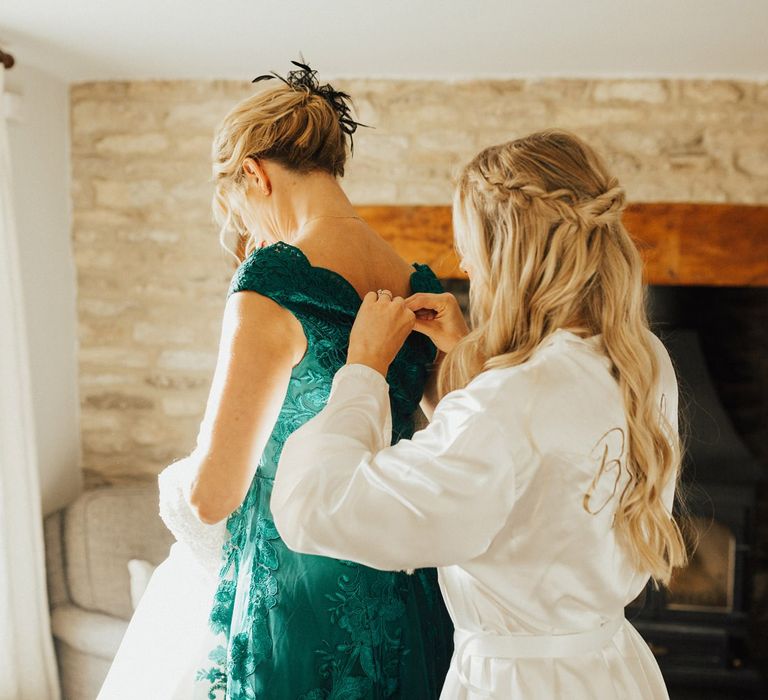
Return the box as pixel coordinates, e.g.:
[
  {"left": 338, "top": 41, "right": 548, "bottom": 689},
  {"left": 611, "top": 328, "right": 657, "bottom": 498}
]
[{"left": 453, "top": 616, "right": 625, "bottom": 696}]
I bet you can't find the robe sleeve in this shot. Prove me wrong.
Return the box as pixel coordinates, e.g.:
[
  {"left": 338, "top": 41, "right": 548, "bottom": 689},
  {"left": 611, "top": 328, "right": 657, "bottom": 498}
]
[
  {"left": 272, "top": 363, "right": 526, "bottom": 571},
  {"left": 647, "top": 331, "right": 680, "bottom": 515}
]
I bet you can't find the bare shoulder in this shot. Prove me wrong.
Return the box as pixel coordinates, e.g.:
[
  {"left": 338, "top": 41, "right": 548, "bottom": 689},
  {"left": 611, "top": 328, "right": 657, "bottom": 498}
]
[
  {"left": 295, "top": 221, "right": 415, "bottom": 297},
  {"left": 224, "top": 289, "right": 306, "bottom": 365}
]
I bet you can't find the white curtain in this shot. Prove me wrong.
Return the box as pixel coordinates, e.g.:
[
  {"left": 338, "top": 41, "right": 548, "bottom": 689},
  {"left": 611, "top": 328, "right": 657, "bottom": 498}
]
[{"left": 0, "top": 64, "right": 62, "bottom": 700}]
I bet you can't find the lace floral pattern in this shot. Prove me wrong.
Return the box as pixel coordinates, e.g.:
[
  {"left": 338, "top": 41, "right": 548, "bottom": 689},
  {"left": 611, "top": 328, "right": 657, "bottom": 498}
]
[
  {"left": 195, "top": 242, "right": 451, "bottom": 699},
  {"left": 298, "top": 563, "right": 408, "bottom": 699}
]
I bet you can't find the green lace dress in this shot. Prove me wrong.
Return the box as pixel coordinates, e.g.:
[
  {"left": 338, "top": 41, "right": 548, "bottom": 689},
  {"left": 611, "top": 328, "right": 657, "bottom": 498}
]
[{"left": 195, "top": 241, "right": 454, "bottom": 699}]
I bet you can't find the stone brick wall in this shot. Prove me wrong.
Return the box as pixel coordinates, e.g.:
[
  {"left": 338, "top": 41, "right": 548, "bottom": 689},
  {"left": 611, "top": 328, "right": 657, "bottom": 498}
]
[{"left": 70, "top": 78, "right": 768, "bottom": 486}]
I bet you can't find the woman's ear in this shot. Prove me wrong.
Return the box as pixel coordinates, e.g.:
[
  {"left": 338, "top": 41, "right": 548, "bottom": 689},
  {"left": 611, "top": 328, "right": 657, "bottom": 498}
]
[{"left": 243, "top": 157, "right": 272, "bottom": 196}]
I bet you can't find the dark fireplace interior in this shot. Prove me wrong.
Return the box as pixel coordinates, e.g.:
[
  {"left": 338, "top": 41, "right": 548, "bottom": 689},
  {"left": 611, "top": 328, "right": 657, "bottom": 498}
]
[{"left": 441, "top": 279, "right": 768, "bottom": 699}]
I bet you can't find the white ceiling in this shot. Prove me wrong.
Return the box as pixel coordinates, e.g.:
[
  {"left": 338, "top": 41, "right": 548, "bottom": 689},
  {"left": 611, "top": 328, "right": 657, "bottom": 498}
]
[{"left": 1, "top": 0, "right": 767, "bottom": 83}]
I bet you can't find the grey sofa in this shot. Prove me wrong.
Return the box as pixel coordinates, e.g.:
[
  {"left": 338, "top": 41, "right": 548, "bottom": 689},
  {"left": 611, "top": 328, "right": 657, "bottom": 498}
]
[{"left": 44, "top": 484, "right": 174, "bottom": 700}]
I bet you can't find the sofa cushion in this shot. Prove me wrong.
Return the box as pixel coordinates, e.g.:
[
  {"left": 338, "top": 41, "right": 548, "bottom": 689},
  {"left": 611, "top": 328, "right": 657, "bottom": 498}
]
[
  {"left": 51, "top": 604, "right": 128, "bottom": 660},
  {"left": 64, "top": 484, "right": 174, "bottom": 620},
  {"left": 54, "top": 636, "right": 113, "bottom": 700}
]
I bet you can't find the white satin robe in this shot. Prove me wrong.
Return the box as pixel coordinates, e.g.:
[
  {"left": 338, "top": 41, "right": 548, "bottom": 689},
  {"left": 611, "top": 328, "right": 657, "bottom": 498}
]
[{"left": 272, "top": 329, "right": 678, "bottom": 699}]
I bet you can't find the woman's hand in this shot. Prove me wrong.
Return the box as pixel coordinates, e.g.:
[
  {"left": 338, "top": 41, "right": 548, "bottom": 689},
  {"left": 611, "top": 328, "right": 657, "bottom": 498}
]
[
  {"left": 404, "top": 292, "right": 469, "bottom": 354},
  {"left": 347, "top": 291, "right": 416, "bottom": 377}
]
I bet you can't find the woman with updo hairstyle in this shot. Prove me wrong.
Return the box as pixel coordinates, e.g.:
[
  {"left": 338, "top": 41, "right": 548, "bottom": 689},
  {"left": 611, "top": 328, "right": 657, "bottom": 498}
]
[
  {"left": 98, "top": 62, "right": 453, "bottom": 699},
  {"left": 211, "top": 68, "right": 351, "bottom": 261},
  {"left": 274, "top": 129, "right": 687, "bottom": 699}
]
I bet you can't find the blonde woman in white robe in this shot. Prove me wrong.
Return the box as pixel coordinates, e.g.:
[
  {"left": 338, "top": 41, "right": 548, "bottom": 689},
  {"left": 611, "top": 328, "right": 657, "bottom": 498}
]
[{"left": 272, "top": 129, "right": 687, "bottom": 699}]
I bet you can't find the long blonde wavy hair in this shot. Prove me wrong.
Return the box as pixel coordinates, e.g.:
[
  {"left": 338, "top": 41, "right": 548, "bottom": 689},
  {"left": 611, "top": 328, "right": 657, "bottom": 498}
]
[{"left": 440, "top": 129, "right": 687, "bottom": 585}]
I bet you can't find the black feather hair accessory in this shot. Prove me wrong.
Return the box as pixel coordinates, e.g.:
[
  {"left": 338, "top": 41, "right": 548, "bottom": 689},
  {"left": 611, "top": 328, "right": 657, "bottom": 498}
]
[{"left": 252, "top": 58, "right": 370, "bottom": 153}]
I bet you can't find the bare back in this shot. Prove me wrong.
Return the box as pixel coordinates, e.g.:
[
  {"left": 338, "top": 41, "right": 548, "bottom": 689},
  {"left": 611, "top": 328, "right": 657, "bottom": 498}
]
[{"left": 295, "top": 219, "right": 418, "bottom": 301}]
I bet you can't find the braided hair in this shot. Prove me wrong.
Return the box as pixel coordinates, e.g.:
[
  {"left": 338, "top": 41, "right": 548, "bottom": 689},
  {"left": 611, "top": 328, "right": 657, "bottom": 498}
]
[{"left": 441, "top": 129, "right": 687, "bottom": 586}]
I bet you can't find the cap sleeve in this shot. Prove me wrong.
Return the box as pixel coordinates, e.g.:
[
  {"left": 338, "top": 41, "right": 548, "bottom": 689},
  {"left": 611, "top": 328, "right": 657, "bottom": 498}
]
[
  {"left": 409, "top": 262, "right": 444, "bottom": 295},
  {"left": 227, "top": 243, "right": 323, "bottom": 350},
  {"left": 228, "top": 244, "right": 303, "bottom": 303}
]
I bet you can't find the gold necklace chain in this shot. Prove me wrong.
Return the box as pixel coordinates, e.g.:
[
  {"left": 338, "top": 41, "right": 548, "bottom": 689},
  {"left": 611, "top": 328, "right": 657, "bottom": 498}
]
[{"left": 297, "top": 213, "right": 364, "bottom": 234}]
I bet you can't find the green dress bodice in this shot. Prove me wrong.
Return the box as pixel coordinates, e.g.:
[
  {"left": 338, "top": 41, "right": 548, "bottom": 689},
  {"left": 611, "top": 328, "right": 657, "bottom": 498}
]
[{"left": 195, "top": 242, "right": 454, "bottom": 699}]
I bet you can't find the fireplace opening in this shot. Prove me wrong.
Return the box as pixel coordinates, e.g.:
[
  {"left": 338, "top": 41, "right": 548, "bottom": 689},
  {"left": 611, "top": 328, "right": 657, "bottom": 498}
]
[
  {"left": 668, "top": 516, "right": 736, "bottom": 613},
  {"left": 626, "top": 285, "right": 766, "bottom": 695}
]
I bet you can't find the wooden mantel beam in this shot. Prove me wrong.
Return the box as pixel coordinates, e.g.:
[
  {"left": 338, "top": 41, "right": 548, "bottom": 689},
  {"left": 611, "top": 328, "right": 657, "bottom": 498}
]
[{"left": 356, "top": 203, "right": 768, "bottom": 287}]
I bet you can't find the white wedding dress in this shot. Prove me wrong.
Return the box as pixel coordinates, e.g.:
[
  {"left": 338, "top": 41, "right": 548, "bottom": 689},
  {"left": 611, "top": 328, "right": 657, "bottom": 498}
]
[{"left": 97, "top": 458, "right": 227, "bottom": 700}]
